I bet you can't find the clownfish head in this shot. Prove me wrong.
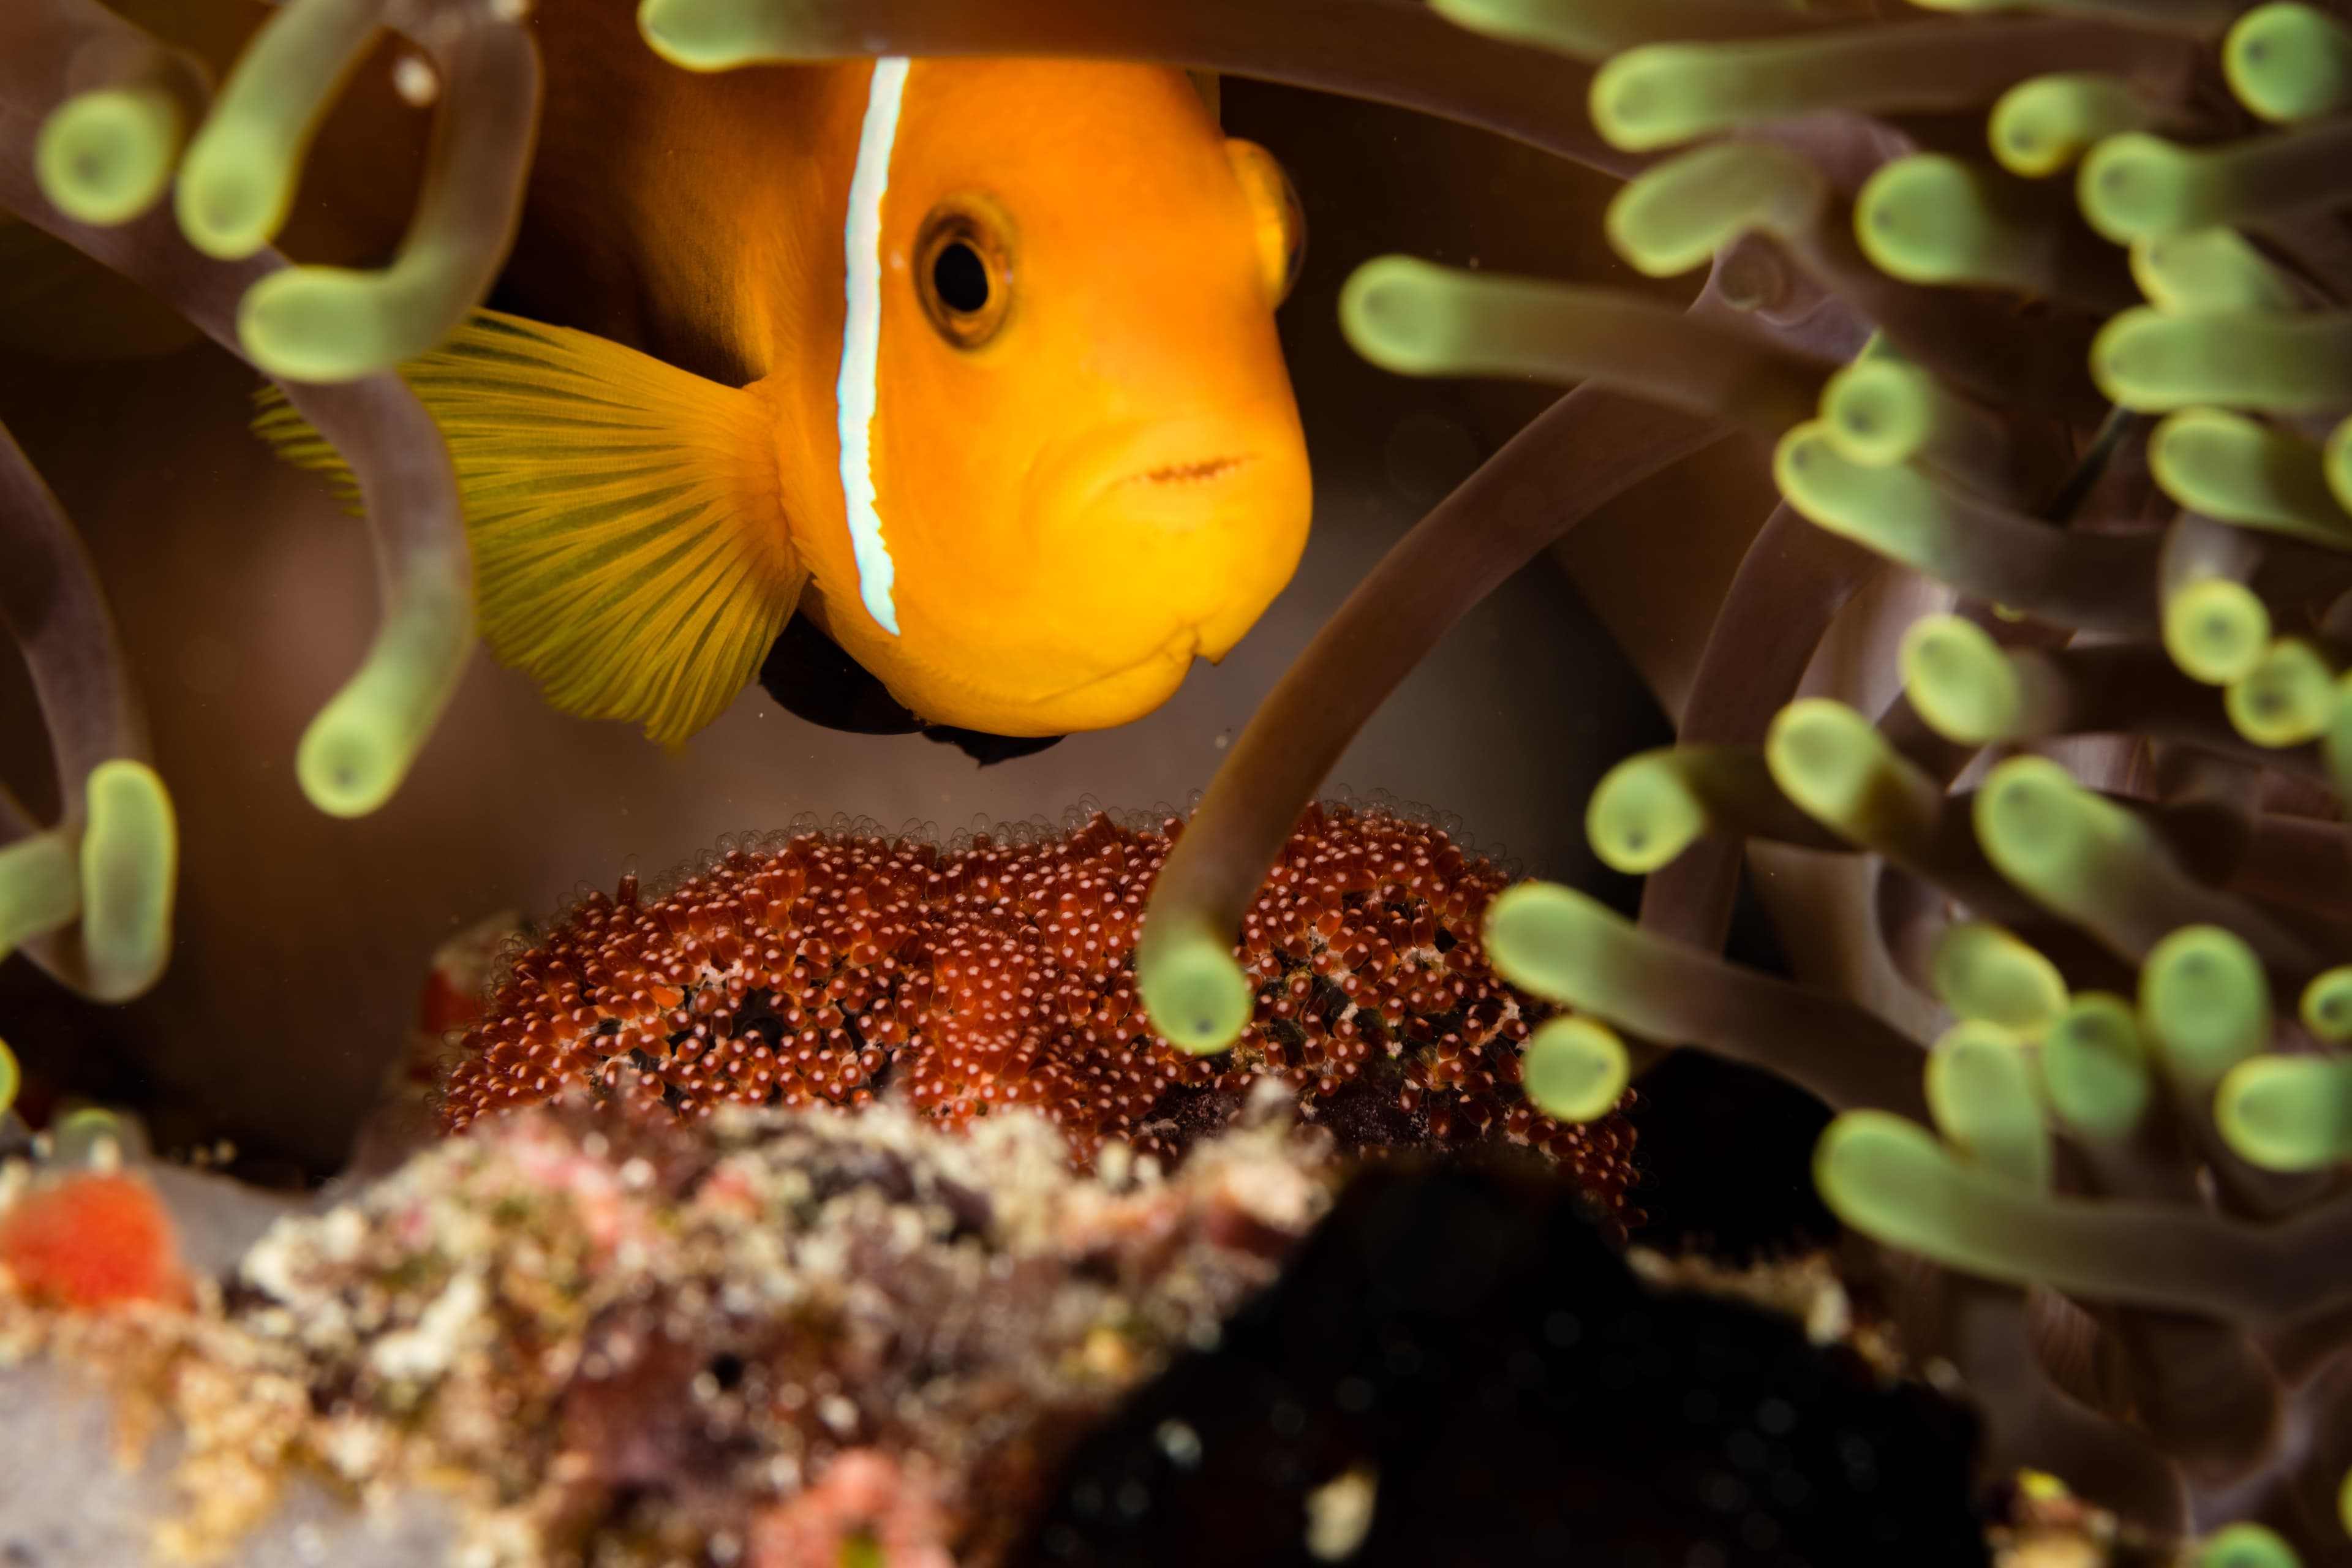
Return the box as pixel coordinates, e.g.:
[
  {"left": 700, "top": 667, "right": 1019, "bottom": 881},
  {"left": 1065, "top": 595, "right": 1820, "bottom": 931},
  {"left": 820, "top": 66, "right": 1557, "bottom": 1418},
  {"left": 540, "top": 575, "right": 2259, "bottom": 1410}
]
[{"left": 799, "top": 58, "right": 1313, "bottom": 738}]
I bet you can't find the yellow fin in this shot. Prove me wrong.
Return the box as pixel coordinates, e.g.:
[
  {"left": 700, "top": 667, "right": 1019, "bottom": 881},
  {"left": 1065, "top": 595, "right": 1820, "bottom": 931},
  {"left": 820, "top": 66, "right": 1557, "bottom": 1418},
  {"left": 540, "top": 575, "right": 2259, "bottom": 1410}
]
[{"left": 257, "top": 311, "right": 801, "bottom": 747}]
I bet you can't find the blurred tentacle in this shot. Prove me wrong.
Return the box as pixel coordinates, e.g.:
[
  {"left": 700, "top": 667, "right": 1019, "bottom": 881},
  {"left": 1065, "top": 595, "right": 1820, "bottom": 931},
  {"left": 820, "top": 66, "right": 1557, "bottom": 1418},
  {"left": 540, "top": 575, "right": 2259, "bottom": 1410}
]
[
  {"left": 1585, "top": 744, "right": 1846, "bottom": 876},
  {"left": 0, "top": 420, "right": 143, "bottom": 820},
  {"left": 1608, "top": 130, "right": 2114, "bottom": 419},
  {"left": 1907, "top": 631, "right": 2330, "bottom": 784},
  {"left": 2, "top": 0, "right": 484, "bottom": 820},
  {"left": 1585, "top": 20, "right": 2196, "bottom": 153},
  {"left": 0, "top": 420, "right": 175, "bottom": 1001},
  {"left": 32, "top": 22, "right": 205, "bottom": 228},
  {"left": 1426, "top": 0, "right": 1831, "bottom": 58},
  {"left": 1343, "top": 257, "right": 1834, "bottom": 434},
  {"left": 1487, "top": 881, "right": 1932, "bottom": 1117},
  {"left": 1817, "top": 1110, "right": 2352, "bottom": 1321},
  {"left": 173, "top": 0, "right": 389, "bottom": 260},
  {"left": 1776, "top": 427, "right": 2165, "bottom": 633},
  {"left": 634, "top": 0, "right": 1638, "bottom": 175},
  {"left": 1136, "top": 381, "right": 1720, "bottom": 1052},
  {"left": 1635, "top": 506, "right": 1879, "bottom": 949},
  {"left": 232, "top": 7, "right": 540, "bottom": 382},
  {"left": 1763, "top": 699, "right": 2038, "bottom": 923},
  {"left": 2080, "top": 121, "right": 2352, "bottom": 246},
  {"left": 1975, "top": 757, "right": 2322, "bottom": 974},
  {"left": 1854, "top": 153, "right": 2139, "bottom": 314},
  {"left": 1941, "top": 1279, "right": 2193, "bottom": 1532}
]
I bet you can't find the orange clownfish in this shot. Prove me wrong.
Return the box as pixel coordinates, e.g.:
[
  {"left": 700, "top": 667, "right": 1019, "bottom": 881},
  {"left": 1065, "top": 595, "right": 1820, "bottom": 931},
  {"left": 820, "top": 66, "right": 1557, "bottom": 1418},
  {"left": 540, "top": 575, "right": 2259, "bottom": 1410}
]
[{"left": 264, "top": 50, "right": 1313, "bottom": 761}]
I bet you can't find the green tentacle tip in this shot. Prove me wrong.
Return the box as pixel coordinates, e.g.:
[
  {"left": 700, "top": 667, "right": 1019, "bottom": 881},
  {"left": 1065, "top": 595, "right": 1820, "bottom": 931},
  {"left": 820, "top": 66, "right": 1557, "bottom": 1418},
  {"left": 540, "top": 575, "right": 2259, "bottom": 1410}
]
[
  {"left": 1901, "top": 614, "right": 2022, "bottom": 744},
  {"left": 35, "top": 89, "right": 183, "bottom": 227},
  {"left": 2225, "top": 3, "right": 2352, "bottom": 123},
  {"left": 2164, "top": 577, "right": 2271, "bottom": 685},
  {"left": 2096, "top": 306, "right": 2352, "bottom": 414},
  {"left": 2300, "top": 966, "right": 2352, "bottom": 1042},
  {"left": 2324, "top": 415, "right": 2352, "bottom": 516},
  {"left": 1521, "top": 1016, "right": 1630, "bottom": 1122},
  {"left": 1604, "top": 141, "right": 1822, "bottom": 277},
  {"left": 1989, "top": 74, "right": 2147, "bottom": 179},
  {"left": 1820, "top": 359, "right": 1935, "bottom": 467},
  {"left": 1975, "top": 755, "right": 2123, "bottom": 900},
  {"left": 1588, "top": 43, "right": 1758, "bottom": 153},
  {"left": 2194, "top": 1521, "right": 2303, "bottom": 1568},
  {"left": 636, "top": 0, "right": 802, "bottom": 70},
  {"left": 1427, "top": 0, "right": 1624, "bottom": 58},
  {"left": 2329, "top": 671, "right": 2352, "bottom": 796},
  {"left": 175, "top": 122, "right": 295, "bottom": 261},
  {"left": 1484, "top": 880, "right": 1608, "bottom": 1008},
  {"left": 2214, "top": 1053, "right": 2352, "bottom": 1171},
  {"left": 0, "top": 831, "right": 80, "bottom": 959},
  {"left": 1930, "top": 922, "right": 2067, "bottom": 1033},
  {"left": 2141, "top": 924, "right": 2270, "bottom": 1087},
  {"left": 2150, "top": 410, "right": 2350, "bottom": 548},
  {"left": 1762, "top": 697, "right": 1884, "bottom": 835},
  {"left": 1812, "top": 1110, "right": 1962, "bottom": 1257},
  {"left": 1585, "top": 751, "right": 1706, "bottom": 874},
  {"left": 1339, "top": 256, "right": 1471, "bottom": 378},
  {"left": 1853, "top": 155, "right": 2018, "bottom": 288},
  {"left": 1771, "top": 422, "right": 1941, "bottom": 565},
  {"left": 0, "top": 1036, "right": 16, "bottom": 1118},
  {"left": 79, "top": 760, "right": 176, "bottom": 1003},
  {"left": 1928, "top": 1020, "right": 2052, "bottom": 1190},
  {"left": 2132, "top": 228, "right": 2299, "bottom": 314},
  {"left": 296, "top": 625, "right": 462, "bottom": 818},
  {"left": 2039, "top": 992, "right": 2153, "bottom": 1140},
  {"left": 1137, "top": 919, "right": 1253, "bottom": 1057},
  {"left": 2227, "top": 638, "right": 2334, "bottom": 748},
  {"left": 238, "top": 265, "right": 440, "bottom": 384},
  {"left": 2078, "top": 134, "right": 2212, "bottom": 244}
]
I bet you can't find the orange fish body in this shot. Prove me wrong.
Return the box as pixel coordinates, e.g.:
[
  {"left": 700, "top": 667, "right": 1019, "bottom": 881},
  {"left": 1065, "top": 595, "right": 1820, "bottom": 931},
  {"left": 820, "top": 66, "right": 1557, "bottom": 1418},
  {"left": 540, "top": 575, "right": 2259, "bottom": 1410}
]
[{"left": 268, "top": 16, "right": 1314, "bottom": 747}]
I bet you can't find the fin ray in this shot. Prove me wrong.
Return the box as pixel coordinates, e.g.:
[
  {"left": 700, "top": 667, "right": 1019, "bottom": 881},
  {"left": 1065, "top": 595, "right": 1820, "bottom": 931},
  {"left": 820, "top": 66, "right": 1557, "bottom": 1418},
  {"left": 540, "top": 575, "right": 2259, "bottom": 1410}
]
[{"left": 257, "top": 310, "right": 801, "bottom": 746}]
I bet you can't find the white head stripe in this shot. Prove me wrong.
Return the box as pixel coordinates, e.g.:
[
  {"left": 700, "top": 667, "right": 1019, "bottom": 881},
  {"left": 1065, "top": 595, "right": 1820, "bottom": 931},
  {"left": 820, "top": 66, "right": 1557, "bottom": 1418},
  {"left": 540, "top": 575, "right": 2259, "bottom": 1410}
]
[{"left": 837, "top": 56, "right": 911, "bottom": 637}]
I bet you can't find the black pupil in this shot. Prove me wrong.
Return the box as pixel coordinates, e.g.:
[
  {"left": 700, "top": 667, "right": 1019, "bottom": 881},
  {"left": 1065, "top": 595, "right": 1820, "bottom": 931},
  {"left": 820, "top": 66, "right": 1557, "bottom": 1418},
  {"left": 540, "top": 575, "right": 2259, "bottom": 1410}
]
[{"left": 933, "top": 241, "right": 990, "bottom": 315}]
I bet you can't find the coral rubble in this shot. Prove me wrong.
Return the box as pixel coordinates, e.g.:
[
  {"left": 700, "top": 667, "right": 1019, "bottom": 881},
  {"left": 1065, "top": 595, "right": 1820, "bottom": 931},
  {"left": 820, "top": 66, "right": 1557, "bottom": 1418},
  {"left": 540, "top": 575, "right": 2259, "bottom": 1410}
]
[
  {"left": 440, "top": 803, "right": 1639, "bottom": 1220},
  {"left": 2, "top": 1099, "right": 1332, "bottom": 1568}
]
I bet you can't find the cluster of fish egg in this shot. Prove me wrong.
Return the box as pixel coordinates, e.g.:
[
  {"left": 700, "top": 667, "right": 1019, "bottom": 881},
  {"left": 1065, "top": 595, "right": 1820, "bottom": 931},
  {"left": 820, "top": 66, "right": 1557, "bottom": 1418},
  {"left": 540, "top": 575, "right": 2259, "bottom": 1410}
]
[
  {"left": 1336, "top": 0, "right": 2352, "bottom": 1558},
  {"left": 438, "top": 804, "right": 1636, "bottom": 1213}
]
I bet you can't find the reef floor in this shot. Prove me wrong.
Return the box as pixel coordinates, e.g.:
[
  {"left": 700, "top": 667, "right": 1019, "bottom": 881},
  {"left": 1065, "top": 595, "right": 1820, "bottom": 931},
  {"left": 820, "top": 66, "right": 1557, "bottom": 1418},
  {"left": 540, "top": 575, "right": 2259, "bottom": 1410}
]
[
  {"left": 2, "top": 1096, "right": 1329, "bottom": 1568},
  {"left": 0, "top": 1090, "right": 2116, "bottom": 1568}
]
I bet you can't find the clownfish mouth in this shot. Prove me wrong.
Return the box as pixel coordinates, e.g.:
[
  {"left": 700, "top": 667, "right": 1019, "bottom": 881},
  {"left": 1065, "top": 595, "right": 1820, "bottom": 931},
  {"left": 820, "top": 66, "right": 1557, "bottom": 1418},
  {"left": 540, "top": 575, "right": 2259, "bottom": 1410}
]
[{"left": 1123, "top": 453, "right": 1252, "bottom": 488}]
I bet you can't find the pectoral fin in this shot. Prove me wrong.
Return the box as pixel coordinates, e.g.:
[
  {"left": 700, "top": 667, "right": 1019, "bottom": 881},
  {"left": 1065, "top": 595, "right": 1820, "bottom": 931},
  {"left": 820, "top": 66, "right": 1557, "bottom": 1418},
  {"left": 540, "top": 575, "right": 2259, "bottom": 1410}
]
[{"left": 258, "top": 310, "right": 802, "bottom": 747}]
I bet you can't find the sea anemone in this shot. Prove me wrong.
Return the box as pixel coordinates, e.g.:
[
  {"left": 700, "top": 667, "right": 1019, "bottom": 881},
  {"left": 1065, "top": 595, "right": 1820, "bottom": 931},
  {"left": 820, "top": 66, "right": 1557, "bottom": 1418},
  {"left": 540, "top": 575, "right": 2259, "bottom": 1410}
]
[
  {"left": 622, "top": 0, "right": 2352, "bottom": 1555},
  {"left": 3, "top": 0, "right": 541, "bottom": 869},
  {"left": 13, "top": 0, "right": 2352, "bottom": 1556},
  {"left": 436, "top": 801, "right": 1641, "bottom": 1221}
]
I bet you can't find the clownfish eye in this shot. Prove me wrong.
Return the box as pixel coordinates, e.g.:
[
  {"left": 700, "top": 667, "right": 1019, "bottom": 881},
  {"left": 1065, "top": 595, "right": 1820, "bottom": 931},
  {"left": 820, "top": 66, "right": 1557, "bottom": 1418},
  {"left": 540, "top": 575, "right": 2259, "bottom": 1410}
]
[
  {"left": 1224, "top": 138, "right": 1305, "bottom": 307},
  {"left": 914, "top": 200, "right": 1013, "bottom": 349},
  {"left": 933, "top": 242, "right": 989, "bottom": 314}
]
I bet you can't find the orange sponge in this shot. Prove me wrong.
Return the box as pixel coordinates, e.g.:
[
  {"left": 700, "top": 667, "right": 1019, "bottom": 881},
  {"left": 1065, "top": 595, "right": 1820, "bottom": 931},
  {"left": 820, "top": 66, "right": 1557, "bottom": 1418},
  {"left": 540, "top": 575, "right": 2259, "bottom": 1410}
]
[{"left": 1, "top": 1171, "right": 192, "bottom": 1310}]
